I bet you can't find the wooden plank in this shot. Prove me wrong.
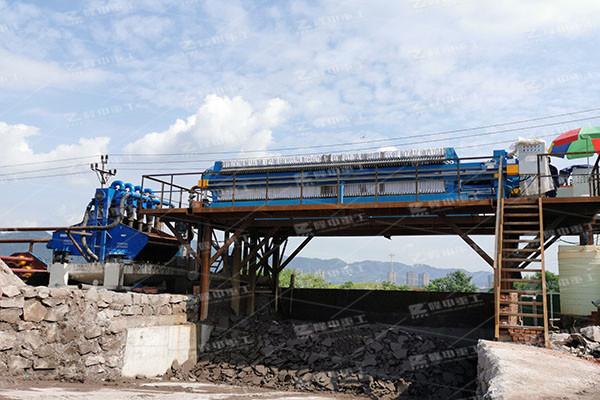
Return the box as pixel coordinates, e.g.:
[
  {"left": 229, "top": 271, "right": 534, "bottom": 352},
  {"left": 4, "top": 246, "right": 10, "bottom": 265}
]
[
  {"left": 498, "top": 325, "right": 545, "bottom": 330},
  {"left": 538, "top": 197, "right": 550, "bottom": 348},
  {"left": 499, "top": 312, "right": 544, "bottom": 318},
  {"left": 501, "top": 268, "right": 543, "bottom": 272}
]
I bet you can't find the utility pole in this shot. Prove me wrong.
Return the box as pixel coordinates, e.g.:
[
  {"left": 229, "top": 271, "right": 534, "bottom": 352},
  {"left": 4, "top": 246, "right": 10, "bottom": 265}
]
[{"left": 91, "top": 155, "right": 116, "bottom": 188}]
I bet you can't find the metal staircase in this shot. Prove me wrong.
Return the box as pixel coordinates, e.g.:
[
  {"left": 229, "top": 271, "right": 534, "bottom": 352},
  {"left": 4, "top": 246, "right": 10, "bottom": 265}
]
[{"left": 494, "top": 198, "right": 549, "bottom": 347}]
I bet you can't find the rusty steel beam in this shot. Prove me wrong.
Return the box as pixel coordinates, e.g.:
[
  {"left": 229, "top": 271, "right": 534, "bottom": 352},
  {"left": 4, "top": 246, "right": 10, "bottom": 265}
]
[
  {"left": 441, "top": 218, "right": 494, "bottom": 267},
  {"left": 1, "top": 256, "right": 34, "bottom": 262},
  {"left": 163, "top": 221, "right": 201, "bottom": 266},
  {"left": 208, "top": 218, "right": 253, "bottom": 265},
  {"left": 239, "top": 228, "right": 279, "bottom": 268},
  {"left": 279, "top": 235, "right": 313, "bottom": 272},
  {"left": 0, "top": 238, "right": 50, "bottom": 244},
  {"left": 200, "top": 222, "right": 212, "bottom": 321}
]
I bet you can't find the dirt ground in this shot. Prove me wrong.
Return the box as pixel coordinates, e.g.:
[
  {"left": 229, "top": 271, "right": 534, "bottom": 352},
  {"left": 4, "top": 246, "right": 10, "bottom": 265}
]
[{"left": 0, "top": 379, "right": 363, "bottom": 400}]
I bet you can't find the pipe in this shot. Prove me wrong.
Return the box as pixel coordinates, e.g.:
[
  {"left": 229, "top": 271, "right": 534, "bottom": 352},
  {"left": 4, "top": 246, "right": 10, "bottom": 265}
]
[
  {"left": 79, "top": 193, "right": 131, "bottom": 261},
  {"left": 110, "top": 180, "right": 125, "bottom": 189}
]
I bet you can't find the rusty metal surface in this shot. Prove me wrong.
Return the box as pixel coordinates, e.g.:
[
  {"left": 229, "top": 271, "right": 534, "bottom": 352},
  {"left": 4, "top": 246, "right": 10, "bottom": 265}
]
[{"left": 139, "top": 197, "right": 600, "bottom": 237}]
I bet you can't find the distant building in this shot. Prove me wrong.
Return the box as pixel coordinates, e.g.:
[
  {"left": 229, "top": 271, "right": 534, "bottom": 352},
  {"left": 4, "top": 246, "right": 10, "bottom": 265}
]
[
  {"left": 388, "top": 265, "right": 396, "bottom": 284},
  {"left": 315, "top": 270, "right": 325, "bottom": 279},
  {"left": 418, "top": 272, "right": 429, "bottom": 287},
  {"left": 407, "top": 271, "right": 416, "bottom": 287}
]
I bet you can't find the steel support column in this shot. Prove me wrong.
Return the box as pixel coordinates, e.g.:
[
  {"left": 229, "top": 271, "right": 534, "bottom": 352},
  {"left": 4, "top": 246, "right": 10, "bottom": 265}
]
[{"left": 200, "top": 222, "right": 212, "bottom": 321}]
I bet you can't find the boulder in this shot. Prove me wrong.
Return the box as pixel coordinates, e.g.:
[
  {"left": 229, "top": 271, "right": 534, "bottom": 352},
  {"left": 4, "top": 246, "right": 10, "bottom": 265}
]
[
  {"left": 0, "top": 260, "right": 25, "bottom": 287},
  {"left": 23, "top": 299, "right": 47, "bottom": 322},
  {"left": 0, "top": 308, "right": 22, "bottom": 324},
  {"left": 2, "top": 285, "right": 22, "bottom": 297}
]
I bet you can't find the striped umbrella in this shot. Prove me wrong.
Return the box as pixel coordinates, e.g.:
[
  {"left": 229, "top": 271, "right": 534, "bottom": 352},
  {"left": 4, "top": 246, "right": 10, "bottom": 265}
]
[{"left": 549, "top": 127, "right": 600, "bottom": 159}]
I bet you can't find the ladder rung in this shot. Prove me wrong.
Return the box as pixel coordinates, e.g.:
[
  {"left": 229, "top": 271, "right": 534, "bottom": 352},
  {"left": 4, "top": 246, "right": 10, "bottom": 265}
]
[
  {"left": 501, "top": 278, "right": 542, "bottom": 283},
  {"left": 499, "top": 312, "right": 545, "bottom": 317},
  {"left": 500, "top": 268, "right": 543, "bottom": 272},
  {"left": 503, "top": 230, "right": 540, "bottom": 234},
  {"left": 504, "top": 213, "right": 539, "bottom": 217},
  {"left": 500, "top": 289, "right": 543, "bottom": 294},
  {"left": 499, "top": 300, "right": 544, "bottom": 306},
  {"left": 504, "top": 221, "right": 540, "bottom": 225},
  {"left": 502, "top": 248, "right": 539, "bottom": 253},
  {"left": 503, "top": 204, "right": 539, "bottom": 209},
  {"left": 503, "top": 258, "right": 542, "bottom": 262},
  {"left": 503, "top": 239, "right": 540, "bottom": 243},
  {"left": 498, "top": 325, "right": 546, "bottom": 331}
]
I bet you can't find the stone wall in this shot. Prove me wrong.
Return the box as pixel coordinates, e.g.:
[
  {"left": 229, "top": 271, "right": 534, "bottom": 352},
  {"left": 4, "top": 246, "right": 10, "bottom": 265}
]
[{"left": 0, "top": 282, "right": 188, "bottom": 380}]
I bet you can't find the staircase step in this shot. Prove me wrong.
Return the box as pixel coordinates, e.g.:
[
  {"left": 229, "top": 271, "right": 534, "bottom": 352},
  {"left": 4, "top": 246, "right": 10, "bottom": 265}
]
[
  {"left": 503, "top": 204, "right": 539, "bottom": 209},
  {"left": 502, "top": 248, "right": 540, "bottom": 253},
  {"left": 502, "top": 230, "right": 540, "bottom": 235},
  {"left": 500, "top": 289, "right": 543, "bottom": 294},
  {"left": 504, "top": 213, "right": 539, "bottom": 217},
  {"left": 499, "top": 312, "right": 545, "bottom": 318},
  {"left": 500, "top": 268, "right": 543, "bottom": 272},
  {"left": 498, "top": 325, "right": 546, "bottom": 331},
  {"left": 501, "top": 278, "right": 542, "bottom": 283},
  {"left": 504, "top": 221, "right": 540, "bottom": 225},
  {"left": 503, "top": 239, "right": 540, "bottom": 243},
  {"left": 503, "top": 258, "right": 542, "bottom": 262},
  {"left": 499, "top": 300, "right": 544, "bottom": 306}
]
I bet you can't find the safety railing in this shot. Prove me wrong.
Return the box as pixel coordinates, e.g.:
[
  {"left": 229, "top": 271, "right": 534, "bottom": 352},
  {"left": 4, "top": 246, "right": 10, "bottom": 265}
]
[
  {"left": 141, "top": 154, "right": 514, "bottom": 209},
  {"left": 535, "top": 151, "right": 600, "bottom": 198}
]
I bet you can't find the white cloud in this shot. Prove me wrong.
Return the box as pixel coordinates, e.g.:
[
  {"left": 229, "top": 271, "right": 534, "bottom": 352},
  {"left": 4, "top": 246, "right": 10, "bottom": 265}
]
[
  {"left": 0, "top": 48, "right": 106, "bottom": 90},
  {"left": 0, "top": 121, "right": 110, "bottom": 167},
  {"left": 123, "top": 95, "right": 290, "bottom": 155}
]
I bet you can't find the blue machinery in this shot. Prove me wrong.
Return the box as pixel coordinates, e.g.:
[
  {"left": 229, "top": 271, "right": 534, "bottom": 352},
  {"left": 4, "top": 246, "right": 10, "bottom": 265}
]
[
  {"left": 201, "top": 148, "right": 521, "bottom": 207},
  {"left": 47, "top": 181, "right": 179, "bottom": 263}
]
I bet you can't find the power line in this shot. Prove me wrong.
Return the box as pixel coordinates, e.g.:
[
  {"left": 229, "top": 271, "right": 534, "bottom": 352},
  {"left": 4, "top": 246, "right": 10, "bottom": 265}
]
[
  {"left": 0, "top": 171, "right": 93, "bottom": 183},
  {"left": 0, "top": 155, "right": 100, "bottom": 169},
  {"left": 116, "top": 107, "right": 600, "bottom": 157},
  {"left": 0, "top": 163, "right": 89, "bottom": 177},
  {"left": 2, "top": 107, "right": 599, "bottom": 171},
  {"left": 108, "top": 114, "right": 600, "bottom": 164}
]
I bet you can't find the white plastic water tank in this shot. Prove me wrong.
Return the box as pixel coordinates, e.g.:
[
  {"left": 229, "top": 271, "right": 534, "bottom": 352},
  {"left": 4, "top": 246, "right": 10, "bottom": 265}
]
[{"left": 558, "top": 245, "right": 600, "bottom": 316}]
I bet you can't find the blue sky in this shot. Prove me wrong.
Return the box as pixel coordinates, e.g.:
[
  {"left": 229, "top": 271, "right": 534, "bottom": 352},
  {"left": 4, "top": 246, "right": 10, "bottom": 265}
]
[{"left": 1, "top": 0, "right": 600, "bottom": 273}]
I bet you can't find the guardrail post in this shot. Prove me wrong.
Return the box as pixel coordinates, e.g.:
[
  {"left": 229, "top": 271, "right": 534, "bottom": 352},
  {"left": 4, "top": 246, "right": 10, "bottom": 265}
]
[{"left": 415, "top": 163, "right": 419, "bottom": 201}]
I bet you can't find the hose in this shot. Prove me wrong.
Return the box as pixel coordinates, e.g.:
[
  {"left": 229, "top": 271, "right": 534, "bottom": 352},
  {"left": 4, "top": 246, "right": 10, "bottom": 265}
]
[{"left": 77, "top": 193, "right": 131, "bottom": 261}]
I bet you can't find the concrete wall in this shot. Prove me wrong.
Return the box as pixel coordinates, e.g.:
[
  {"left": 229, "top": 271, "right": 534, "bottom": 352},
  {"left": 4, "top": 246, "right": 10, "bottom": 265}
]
[{"left": 0, "top": 283, "right": 190, "bottom": 379}]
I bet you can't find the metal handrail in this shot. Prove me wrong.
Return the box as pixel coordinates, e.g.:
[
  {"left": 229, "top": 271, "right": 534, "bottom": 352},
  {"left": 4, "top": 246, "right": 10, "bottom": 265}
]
[{"left": 141, "top": 154, "right": 508, "bottom": 208}]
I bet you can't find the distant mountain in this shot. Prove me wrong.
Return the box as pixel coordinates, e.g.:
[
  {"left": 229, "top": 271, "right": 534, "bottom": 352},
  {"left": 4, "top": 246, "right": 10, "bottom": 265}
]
[
  {"left": 0, "top": 232, "right": 52, "bottom": 263},
  {"left": 285, "top": 256, "right": 493, "bottom": 288}
]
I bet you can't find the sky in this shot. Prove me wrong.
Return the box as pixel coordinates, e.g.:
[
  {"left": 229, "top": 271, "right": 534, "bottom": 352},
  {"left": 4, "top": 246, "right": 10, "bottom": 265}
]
[{"left": 1, "top": 0, "right": 600, "bottom": 274}]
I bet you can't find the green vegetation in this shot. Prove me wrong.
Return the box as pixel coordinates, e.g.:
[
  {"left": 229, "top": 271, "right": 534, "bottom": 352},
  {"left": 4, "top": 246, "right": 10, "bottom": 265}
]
[
  {"left": 278, "top": 271, "right": 414, "bottom": 290},
  {"left": 514, "top": 271, "right": 559, "bottom": 293},
  {"left": 279, "top": 268, "right": 330, "bottom": 288},
  {"left": 425, "top": 271, "right": 478, "bottom": 293}
]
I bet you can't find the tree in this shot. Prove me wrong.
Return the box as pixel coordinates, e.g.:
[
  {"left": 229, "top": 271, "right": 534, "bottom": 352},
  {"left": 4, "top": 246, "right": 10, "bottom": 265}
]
[
  {"left": 279, "top": 269, "right": 330, "bottom": 288},
  {"left": 425, "top": 271, "right": 478, "bottom": 293},
  {"left": 339, "top": 281, "right": 355, "bottom": 289},
  {"left": 514, "top": 271, "right": 559, "bottom": 293},
  {"left": 377, "top": 281, "right": 412, "bottom": 291}
]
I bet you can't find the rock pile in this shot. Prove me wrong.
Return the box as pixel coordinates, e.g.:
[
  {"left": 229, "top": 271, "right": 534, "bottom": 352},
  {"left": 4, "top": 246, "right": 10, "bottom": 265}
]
[
  {"left": 550, "top": 326, "right": 600, "bottom": 360},
  {"left": 168, "top": 309, "right": 477, "bottom": 399},
  {"left": 0, "top": 274, "right": 188, "bottom": 380}
]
